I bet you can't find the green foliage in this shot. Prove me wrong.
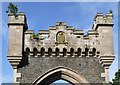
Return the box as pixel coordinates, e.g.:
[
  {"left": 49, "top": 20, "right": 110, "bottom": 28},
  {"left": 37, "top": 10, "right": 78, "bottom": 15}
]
[
  {"left": 6, "top": 3, "right": 18, "bottom": 15},
  {"left": 110, "top": 9, "right": 113, "bottom": 14},
  {"left": 32, "top": 34, "right": 39, "bottom": 39},
  {"left": 110, "top": 69, "right": 120, "bottom": 85}
]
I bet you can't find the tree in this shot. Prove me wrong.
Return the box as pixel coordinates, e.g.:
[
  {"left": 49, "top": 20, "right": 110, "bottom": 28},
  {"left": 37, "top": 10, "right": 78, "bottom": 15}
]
[
  {"left": 110, "top": 69, "right": 120, "bottom": 85},
  {"left": 109, "top": 9, "right": 113, "bottom": 14},
  {"left": 6, "top": 3, "right": 18, "bottom": 15}
]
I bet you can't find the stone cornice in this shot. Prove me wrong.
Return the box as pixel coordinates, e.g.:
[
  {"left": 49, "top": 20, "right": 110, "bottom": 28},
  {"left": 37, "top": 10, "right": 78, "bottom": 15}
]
[
  {"left": 99, "top": 55, "right": 115, "bottom": 68},
  {"left": 7, "top": 56, "right": 22, "bottom": 69}
]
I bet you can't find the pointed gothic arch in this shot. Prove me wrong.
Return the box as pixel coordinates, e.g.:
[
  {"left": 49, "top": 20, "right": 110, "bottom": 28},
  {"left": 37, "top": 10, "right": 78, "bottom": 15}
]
[{"left": 32, "top": 66, "right": 89, "bottom": 85}]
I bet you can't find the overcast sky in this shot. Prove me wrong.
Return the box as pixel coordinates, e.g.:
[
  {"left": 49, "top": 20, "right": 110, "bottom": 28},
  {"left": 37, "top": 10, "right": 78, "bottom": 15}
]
[{"left": 1, "top": 2, "right": 118, "bottom": 84}]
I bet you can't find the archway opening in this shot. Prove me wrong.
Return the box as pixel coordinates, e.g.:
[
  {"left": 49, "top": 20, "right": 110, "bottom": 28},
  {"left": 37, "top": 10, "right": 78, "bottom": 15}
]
[
  {"left": 33, "top": 67, "right": 89, "bottom": 85},
  {"left": 50, "top": 79, "right": 72, "bottom": 85}
]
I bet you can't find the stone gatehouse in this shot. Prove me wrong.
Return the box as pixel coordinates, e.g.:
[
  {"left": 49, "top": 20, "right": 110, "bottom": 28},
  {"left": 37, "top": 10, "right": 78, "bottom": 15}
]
[{"left": 7, "top": 12, "right": 115, "bottom": 84}]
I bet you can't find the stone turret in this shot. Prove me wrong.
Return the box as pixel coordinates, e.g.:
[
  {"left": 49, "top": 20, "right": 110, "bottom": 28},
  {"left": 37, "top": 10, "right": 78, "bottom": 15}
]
[
  {"left": 7, "top": 12, "right": 28, "bottom": 83},
  {"left": 93, "top": 12, "right": 114, "bottom": 82},
  {"left": 92, "top": 12, "right": 114, "bottom": 68}
]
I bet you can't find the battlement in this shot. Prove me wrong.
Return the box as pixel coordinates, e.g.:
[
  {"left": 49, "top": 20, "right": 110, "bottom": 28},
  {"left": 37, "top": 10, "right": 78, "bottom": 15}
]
[
  {"left": 8, "top": 12, "right": 26, "bottom": 24},
  {"left": 23, "top": 19, "right": 114, "bottom": 56},
  {"left": 94, "top": 13, "right": 113, "bottom": 24},
  {"left": 24, "top": 25, "right": 99, "bottom": 57},
  {"left": 93, "top": 13, "right": 113, "bottom": 30},
  {"left": 8, "top": 12, "right": 28, "bottom": 30}
]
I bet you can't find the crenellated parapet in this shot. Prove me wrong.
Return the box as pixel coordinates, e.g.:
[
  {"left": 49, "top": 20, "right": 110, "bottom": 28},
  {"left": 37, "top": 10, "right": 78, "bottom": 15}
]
[
  {"left": 92, "top": 12, "right": 113, "bottom": 30},
  {"left": 95, "top": 13, "right": 113, "bottom": 23},
  {"left": 8, "top": 12, "right": 28, "bottom": 29},
  {"left": 24, "top": 22, "right": 100, "bottom": 52}
]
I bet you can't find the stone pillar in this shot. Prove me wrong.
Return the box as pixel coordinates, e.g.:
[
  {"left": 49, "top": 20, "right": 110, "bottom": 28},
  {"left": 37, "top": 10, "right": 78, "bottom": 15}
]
[
  {"left": 100, "top": 55, "right": 115, "bottom": 83},
  {"left": 13, "top": 69, "right": 21, "bottom": 83},
  {"left": 101, "top": 67, "right": 109, "bottom": 83}
]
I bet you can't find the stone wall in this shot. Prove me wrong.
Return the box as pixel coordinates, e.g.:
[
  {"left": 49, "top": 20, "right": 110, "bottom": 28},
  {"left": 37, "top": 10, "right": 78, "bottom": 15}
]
[{"left": 18, "top": 57, "right": 105, "bottom": 83}]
